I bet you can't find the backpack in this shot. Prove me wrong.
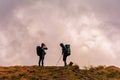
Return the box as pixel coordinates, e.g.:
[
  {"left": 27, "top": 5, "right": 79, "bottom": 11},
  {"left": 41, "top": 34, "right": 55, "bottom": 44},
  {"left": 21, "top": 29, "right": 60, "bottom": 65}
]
[
  {"left": 36, "top": 46, "right": 43, "bottom": 56},
  {"left": 65, "top": 44, "right": 71, "bottom": 56}
]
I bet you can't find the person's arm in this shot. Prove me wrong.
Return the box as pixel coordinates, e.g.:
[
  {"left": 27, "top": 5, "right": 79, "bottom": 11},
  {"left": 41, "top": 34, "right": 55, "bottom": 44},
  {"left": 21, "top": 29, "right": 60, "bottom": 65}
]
[
  {"left": 43, "top": 45, "right": 48, "bottom": 50},
  {"left": 62, "top": 49, "right": 65, "bottom": 55},
  {"left": 44, "top": 47, "right": 48, "bottom": 50},
  {"left": 62, "top": 52, "right": 64, "bottom": 55}
]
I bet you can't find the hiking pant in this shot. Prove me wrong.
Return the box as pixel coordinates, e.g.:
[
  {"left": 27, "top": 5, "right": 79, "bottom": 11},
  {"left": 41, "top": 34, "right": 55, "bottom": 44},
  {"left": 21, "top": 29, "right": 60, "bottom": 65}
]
[
  {"left": 39, "top": 55, "right": 45, "bottom": 66},
  {"left": 63, "top": 54, "right": 67, "bottom": 66}
]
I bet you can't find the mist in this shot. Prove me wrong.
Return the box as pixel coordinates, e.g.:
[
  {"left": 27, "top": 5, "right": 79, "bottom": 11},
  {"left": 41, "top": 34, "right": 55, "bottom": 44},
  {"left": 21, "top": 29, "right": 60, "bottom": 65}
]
[{"left": 0, "top": 0, "right": 120, "bottom": 67}]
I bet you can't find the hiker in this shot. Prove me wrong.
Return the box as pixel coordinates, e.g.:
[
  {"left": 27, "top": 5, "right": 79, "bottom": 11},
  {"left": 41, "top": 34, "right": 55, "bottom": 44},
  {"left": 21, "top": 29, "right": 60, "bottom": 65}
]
[
  {"left": 60, "top": 43, "right": 71, "bottom": 66},
  {"left": 36, "top": 43, "right": 48, "bottom": 66}
]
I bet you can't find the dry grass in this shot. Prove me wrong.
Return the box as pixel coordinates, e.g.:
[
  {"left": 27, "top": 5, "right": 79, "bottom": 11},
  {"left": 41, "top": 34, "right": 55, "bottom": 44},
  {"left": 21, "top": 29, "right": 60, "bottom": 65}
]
[{"left": 0, "top": 65, "right": 120, "bottom": 80}]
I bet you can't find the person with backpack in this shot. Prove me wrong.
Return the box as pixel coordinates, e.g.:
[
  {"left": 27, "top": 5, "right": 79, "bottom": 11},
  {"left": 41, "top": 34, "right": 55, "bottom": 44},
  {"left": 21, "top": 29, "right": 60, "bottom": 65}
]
[
  {"left": 36, "top": 43, "right": 48, "bottom": 66},
  {"left": 60, "top": 43, "right": 71, "bottom": 66}
]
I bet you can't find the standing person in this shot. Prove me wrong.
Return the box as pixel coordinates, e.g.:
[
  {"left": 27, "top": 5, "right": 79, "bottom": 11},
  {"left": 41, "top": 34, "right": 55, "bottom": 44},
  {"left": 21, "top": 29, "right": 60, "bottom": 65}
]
[
  {"left": 60, "top": 43, "right": 68, "bottom": 66},
  {"left": 36, "top": 43, "right": 48, "bottom": 66}
]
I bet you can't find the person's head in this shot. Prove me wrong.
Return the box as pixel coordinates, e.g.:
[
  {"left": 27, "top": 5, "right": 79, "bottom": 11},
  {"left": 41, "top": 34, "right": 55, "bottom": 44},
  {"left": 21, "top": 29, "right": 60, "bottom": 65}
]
[
  {"left": 41, "top": 43, "right": 48, "bottom": 50},
  {"left": 60, "top": 43, "right": 64, "bottom": 47},
  {"left": 41, "top": 43, "right": 45, "bottom": 47}
]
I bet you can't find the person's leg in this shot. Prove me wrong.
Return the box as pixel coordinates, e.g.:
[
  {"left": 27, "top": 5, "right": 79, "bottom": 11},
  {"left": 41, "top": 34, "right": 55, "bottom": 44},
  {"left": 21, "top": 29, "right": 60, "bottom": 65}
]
[
  {"left": 39, "top": 56, "right": 42, "bottom": 66},
  {"left": 63, "top": 55, "right": 67, "bottom": 66},
  {"left": 64, "top": 56, "right": 67, "bottom": 66},
  {"left": 38, "top": 56, "right": 40, "bottom": 66},
  {"left": 64, "top": 61, "right": 66, "bottom": 66},
  {"left": 42, "top": 55, "right": 44, "bottom": 66}
]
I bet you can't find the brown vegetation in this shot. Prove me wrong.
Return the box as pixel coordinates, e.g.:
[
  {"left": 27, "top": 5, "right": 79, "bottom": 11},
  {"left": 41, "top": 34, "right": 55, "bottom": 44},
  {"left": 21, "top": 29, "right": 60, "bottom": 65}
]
[{"left": 0, "top": 65, "right": 120, "bottom": 80}]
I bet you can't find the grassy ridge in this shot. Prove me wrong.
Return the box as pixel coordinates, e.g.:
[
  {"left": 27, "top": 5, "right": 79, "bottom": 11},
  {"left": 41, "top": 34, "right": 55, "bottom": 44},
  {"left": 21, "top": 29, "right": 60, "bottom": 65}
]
[{"left": 0, "top": 65, "right": 120, "bottom": 80}]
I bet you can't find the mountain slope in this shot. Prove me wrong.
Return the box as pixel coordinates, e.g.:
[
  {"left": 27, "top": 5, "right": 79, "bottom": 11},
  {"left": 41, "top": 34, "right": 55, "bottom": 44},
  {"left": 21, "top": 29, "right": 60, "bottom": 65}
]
[{"left": 0, "top": 65, "right": 120, "bottom": 80}]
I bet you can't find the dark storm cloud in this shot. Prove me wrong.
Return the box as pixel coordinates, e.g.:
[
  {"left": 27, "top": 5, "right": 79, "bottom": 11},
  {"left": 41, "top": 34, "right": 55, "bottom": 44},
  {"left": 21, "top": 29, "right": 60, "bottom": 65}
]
[{"left": 0, "top": 0, "right": 120, "bottom": 67}]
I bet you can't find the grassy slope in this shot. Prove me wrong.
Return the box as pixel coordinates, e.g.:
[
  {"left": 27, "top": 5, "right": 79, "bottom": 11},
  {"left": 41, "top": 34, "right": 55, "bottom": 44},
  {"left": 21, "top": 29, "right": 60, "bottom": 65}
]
[{"left": 0, "top": 65, "right": 120, "bottom": 80}]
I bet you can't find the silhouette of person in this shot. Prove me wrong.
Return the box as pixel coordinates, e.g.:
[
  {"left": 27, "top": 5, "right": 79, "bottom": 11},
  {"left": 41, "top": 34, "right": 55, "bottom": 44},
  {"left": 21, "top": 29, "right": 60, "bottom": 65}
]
[
  {"left": 36, "top": 43, "right": 48, "bottom": 66},
  {"left": 60, "top": 43, "right": 68, "bottom": 66}
]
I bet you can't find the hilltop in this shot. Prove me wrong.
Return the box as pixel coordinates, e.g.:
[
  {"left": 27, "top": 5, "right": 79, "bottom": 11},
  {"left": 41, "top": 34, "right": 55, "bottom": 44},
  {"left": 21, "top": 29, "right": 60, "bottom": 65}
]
[{"left": 0, "top": 65, "right": 120, "bottom": 80}]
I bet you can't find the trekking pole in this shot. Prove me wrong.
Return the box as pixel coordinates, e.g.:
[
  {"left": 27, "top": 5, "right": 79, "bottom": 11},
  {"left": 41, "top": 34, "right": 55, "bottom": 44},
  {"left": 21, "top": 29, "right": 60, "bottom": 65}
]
[{"left": 56, "top": 54, "right": 62, "bottom": 66}]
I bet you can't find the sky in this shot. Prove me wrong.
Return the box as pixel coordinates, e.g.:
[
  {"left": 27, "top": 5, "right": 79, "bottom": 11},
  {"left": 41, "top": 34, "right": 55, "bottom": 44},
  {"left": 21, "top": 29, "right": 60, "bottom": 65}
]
[{"left": 0, "top": 0, "right": 120, "bottom": 67}]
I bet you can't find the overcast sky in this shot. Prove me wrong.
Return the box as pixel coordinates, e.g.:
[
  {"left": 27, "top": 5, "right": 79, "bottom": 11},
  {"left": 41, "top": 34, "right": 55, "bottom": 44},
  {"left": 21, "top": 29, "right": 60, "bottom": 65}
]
[{"left": 0, "top": 0, "right": 120, "bottom": 67}]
